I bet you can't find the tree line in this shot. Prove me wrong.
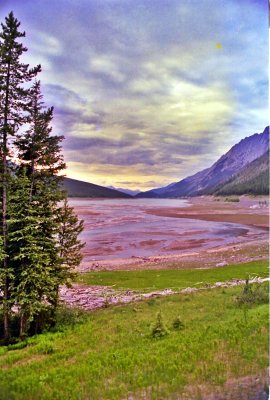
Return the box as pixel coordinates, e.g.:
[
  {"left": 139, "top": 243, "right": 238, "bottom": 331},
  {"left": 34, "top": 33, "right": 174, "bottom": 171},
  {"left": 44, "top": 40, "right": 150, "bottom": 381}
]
[{"left": 0, "top": 12, "right": 84, "bottom": 343}]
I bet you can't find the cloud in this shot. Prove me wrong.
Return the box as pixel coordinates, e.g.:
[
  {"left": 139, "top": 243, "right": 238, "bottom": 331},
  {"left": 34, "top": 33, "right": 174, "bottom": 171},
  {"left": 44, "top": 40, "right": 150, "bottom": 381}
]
[{"left": 0, "top": 0, "right": 267, "bottom": 190}]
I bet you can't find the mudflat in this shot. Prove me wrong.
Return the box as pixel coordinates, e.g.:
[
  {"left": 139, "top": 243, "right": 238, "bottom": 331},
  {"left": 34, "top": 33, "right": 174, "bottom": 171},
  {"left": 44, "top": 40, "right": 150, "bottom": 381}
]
[
  {"left": 70, "top": 196, "right": 269, "bottom": 271},
  {"left": 146, "top": 196, "right": 269, "bottom": 230}
]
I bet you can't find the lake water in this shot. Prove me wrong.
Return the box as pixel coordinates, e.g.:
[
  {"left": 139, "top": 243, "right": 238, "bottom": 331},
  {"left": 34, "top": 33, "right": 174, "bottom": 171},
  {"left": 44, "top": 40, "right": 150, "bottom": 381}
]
[{"left": 69, "top": 198, "right": 266, "bottom": 262}]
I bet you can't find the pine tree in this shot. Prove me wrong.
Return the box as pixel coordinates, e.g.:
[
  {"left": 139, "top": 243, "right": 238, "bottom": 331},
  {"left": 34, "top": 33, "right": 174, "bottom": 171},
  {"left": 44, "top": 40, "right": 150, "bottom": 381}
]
[
  {"left": 52, "top": 199, "right": 84, "bottom": 312},
  {"left": 14, "top": 81, "right": 63, "bottom": 332},
  {"left": 0, "top": 11, "right": 41, "bottom": 339},
  {"left": 0, "top": 13, "right": 85, "bottom": 340},
  {"left": 16, "top": 81, "right": 66, "bottom": 290},
  {"left": 15, "top": 81, "right": 84, "bottom": 331},
  {"left": 8, "top": 171, "right": 57, "bottom": 338},
  {"left": 16, "top": 80, "right": 65, "bottom": 200}
]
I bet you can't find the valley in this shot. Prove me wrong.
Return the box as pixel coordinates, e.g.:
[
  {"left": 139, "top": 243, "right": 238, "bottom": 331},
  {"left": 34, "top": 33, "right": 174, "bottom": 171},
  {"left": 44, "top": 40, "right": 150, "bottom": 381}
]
[{"left": 0, "top": 2, "right": 268, "bottom": 399}]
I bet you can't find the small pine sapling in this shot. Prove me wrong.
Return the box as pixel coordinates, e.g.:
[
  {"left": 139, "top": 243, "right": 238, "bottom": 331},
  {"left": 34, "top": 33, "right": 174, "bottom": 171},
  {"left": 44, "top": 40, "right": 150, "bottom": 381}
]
[
  {"left": 172, "top": 316, "right": 184, "bottom": 330},
  {"left": 151, "top": 311, "right": 169, "bottom": 338}
]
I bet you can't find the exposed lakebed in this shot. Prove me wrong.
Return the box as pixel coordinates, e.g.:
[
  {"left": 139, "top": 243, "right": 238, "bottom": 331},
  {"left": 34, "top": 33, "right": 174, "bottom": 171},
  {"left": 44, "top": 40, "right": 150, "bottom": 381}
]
[{"left": 69, "top": 198, "right": 267, "bottom": 264}]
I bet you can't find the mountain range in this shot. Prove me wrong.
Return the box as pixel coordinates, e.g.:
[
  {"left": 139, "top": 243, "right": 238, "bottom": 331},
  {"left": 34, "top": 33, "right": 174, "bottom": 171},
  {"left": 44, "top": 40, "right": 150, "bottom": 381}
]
[
  {"left": 63, "top": 127, "right": 269, "bottom": 198},
  {"left": 63, "top": 177, "right": 132, "bottom": 198},
  {"left": 136, "top": 126, "right": 269, "bottom": 198},
  {"left": 107, "top": 186, "right": 141, "bottom": 196}
]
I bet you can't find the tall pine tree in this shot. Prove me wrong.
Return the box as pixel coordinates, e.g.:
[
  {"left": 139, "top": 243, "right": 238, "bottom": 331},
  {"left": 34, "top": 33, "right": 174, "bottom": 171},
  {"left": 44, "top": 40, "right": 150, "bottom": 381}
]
[
  {"left": 15, "top": 81, "right": 84, "bottom": 334},
  {"left": 0, "top": 12, "right": 41, "bottom": 340},
  {"left": 0, "top": 13, "right": 85, "bottom": 341}
]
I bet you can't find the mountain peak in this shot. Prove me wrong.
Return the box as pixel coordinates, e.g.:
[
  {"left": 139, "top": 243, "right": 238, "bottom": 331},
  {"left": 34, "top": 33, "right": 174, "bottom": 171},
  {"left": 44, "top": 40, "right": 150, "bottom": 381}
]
[{"left": 137, "top": 127, "right": 269, "bottom": 198}]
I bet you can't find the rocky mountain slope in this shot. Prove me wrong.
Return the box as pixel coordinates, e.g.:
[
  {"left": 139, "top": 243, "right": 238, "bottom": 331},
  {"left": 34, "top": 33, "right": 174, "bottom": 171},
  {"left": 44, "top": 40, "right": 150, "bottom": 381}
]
[
  {"left": 137, "top": 126, "right": 269, "bottom": 198},
  {"left": 213, "top": 150, "right": 269, "bottom": 196}
]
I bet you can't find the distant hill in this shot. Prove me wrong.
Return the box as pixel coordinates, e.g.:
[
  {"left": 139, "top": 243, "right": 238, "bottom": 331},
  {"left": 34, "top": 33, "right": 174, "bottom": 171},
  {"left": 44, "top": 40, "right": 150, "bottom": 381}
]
[
  {"left": 63, "top": 177, "right": 132, "bottom": 198},
  {"left": 213, "top": 150, "right": 269, "bottom": 196},
  {"left": 137, "top": 126, "right": 269, "bottom": 198}
]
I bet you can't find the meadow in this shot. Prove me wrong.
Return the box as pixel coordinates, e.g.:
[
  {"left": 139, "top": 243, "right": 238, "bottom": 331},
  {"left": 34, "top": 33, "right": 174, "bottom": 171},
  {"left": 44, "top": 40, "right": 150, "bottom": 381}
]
[
  {"left": 0, "top": 260, "right": 268, "bottom": 400},
  {"left": 77, "top": 260, "right": 268, "bottom": 291}
]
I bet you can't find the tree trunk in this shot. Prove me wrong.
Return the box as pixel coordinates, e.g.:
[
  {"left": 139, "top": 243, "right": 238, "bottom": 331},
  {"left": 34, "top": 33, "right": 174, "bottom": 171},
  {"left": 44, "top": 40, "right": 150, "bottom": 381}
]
[
  {"left": 2, "top": 140, "right": 9, "bottom": 340},
  {"left": 50, "top": 286, "right": 60, "bottom": 327},
  {"left": 2, "top": 59, "right": 11, "bottom": 340},
  {"left": 19, "top": 311, "right": 28, "bottom": 339}
]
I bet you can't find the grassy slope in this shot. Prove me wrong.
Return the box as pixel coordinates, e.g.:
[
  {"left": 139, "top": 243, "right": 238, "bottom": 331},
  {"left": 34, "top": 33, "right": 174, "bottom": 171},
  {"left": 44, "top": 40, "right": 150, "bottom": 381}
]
[
  {"left": 0, "top": 286, "right": 268, "bottom": 400},
  {"left": 0, "top": 262, "right": 269, "bottom": 400},
  {"left": 77, "top": 260, "right": 269, "bottom": 291}
]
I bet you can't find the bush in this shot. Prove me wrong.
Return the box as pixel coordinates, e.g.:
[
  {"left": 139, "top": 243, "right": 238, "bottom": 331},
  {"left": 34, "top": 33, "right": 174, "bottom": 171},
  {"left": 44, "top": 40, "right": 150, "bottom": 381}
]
[
  {"left": 151, "top": 311, "right": 169, "bottom": 338},
  {"left": 53, "top": 306, "right": 87, "bottom": 331},
  {"left": 236, "top": 279, "right": 269, "bottom": 307},
  {"left": 7, "top": 341, "right": 28, "bottom": 351},
  {"left": 172, "top": 316, "right": 184, "bottom": 330}
]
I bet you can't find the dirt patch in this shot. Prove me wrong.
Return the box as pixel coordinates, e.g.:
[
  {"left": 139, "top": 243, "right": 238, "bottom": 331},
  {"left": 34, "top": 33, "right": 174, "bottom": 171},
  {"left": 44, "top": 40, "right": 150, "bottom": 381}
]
[{"left": 180, "top": 371, "right": 269, "bottom": 400}]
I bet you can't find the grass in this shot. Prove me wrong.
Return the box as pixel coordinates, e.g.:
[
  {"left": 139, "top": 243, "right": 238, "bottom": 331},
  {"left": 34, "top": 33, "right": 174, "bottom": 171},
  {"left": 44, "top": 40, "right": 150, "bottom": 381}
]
[
  {"left": 76, "top": 260, "right": 268, "bottom": 292},
  {"left": 0, "top": 281, "right": 268, "bottom": 400}
]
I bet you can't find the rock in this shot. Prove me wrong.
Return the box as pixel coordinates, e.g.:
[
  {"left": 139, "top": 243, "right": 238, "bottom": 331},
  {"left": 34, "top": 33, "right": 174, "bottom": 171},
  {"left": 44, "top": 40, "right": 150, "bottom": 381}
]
[
  {"left": 216, "top": 261, "right": 228, "bottom": 267},
  {"left": 181, "top": 287, "right": 197, "bottom": 293}
]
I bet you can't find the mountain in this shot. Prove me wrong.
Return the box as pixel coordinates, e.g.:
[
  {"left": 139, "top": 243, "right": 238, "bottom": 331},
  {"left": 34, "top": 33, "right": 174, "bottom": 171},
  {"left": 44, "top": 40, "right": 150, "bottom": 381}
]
[
  {"left": 137, "top": 126, "right": 269, "bottom": 198},
  {"left": 63, "top": 178, "right": 132, "bottom": 198},
  {"left": 107, "top": 186, "right": 140, "bottom": 196},
  {"left": 213, "top": 150, "right": 269, "bottom": 196}
]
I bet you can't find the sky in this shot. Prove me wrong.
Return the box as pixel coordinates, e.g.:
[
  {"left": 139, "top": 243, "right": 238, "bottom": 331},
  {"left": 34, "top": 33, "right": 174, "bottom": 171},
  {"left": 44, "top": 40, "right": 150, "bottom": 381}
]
[{"left": 0, "top": 0, "right": 268, "bottom": 190}]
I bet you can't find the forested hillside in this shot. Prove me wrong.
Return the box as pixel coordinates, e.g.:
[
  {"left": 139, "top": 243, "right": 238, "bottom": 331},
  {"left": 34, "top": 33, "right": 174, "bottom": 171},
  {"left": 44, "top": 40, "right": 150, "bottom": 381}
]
[
  {"left": 63, "top": 178, "right": 132, "bottom": 198},
  {"left": 214, "top": 151, "right": 269, "bottom": 196}
]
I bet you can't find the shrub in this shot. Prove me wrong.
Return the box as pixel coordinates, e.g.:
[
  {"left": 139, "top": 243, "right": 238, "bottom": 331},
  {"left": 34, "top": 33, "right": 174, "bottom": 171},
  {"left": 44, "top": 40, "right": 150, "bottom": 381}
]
[
  {"left": 53, "top": 306, "right": 87, "bottom": 331},
  {"left": 7, "top": 341, "right": 28, "bottom": 351},
  {"left": 103, "top": 296, "right": 111, "bottom": 308},
  {"left": 151, "top": 311, "right": 169, "bottom": 338},
  {"left": 236, "top": 279, "right": 269, "bottom": 307},
  {"left": 147, "top": 299, "right": 156, "bottom": 306},
  {"left": 172, "top": 316, "right": 184, "bottom": 330}
]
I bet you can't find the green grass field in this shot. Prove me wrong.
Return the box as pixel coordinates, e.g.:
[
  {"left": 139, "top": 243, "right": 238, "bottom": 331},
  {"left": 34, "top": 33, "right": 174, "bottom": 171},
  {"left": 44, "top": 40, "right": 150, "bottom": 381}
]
[
  {"left": 77, "top": 260, "right": 269, "bottom": 291},
  {"left": 0, "top": 273, "right": 268, "bottom": 399}
]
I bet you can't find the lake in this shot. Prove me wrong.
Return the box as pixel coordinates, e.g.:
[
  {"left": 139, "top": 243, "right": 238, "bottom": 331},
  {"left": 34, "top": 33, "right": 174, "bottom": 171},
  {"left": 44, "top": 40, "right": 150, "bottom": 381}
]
[{"left": 69, "top": 198, "right": 266, "bottom": 263}]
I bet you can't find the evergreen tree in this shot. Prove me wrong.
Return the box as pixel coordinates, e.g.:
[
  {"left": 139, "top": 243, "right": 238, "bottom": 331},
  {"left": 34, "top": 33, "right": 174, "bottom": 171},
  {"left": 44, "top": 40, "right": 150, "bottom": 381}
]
[
  {"left": 15, "top": 80, "right": 84, "bottom": 333},
  {"left": 0, "top": 13, "right": 85, "bottom": 341},
  {"left": 0, "top": 11, "right": 41, "bottom": 339},
  {"left": 16, "top": 80, "right": 65, "bottom": 201},
  {"left": 8, "top": 171, "right": 57, "bottom": 338},
  {"left": 15, "top": 80, "right": 67, "bottom": 320},
  {"left": 52, "top": 199, "right": 84, "bottom": 310}
]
